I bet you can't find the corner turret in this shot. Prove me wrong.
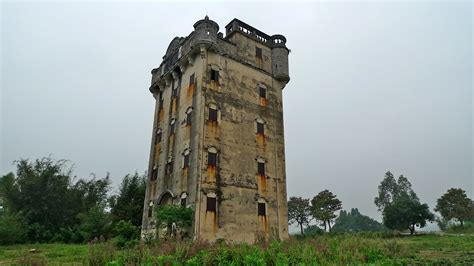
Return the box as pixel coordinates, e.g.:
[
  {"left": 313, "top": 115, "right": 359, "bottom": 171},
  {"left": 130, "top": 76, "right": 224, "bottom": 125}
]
[{"left": 271, "top": 35, "right": 290, "bottom": 83}]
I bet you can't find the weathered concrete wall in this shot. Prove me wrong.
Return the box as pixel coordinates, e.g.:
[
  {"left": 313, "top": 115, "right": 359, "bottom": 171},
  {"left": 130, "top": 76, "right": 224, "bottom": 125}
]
[{"left": 142, "top": 17, "right": 289, "bottom": 243}]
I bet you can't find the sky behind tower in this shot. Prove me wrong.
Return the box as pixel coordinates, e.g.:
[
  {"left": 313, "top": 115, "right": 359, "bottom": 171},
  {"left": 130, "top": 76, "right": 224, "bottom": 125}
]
[{"left": 1, "top": 1, "right": 472, "bottom": 225}]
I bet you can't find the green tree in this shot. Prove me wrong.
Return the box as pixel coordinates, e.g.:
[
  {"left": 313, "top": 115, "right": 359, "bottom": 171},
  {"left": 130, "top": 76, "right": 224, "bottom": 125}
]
[
  {"left": 310, "top": 190, "right": 342, "bottom": 232},
  {"left": 375, "top": 172, "right": 433, "bottom": 234},
  {"left": 332, "top": 208, "right": 385, "bottom": 233},
  {"left": 383, "top": 193, "right": 434, "bottom": 234},
  {"left": 77, "top": 205, "right": 112, "bottom": 242},
  {"left": 0, "top": 157, "right": 111, "bottom": 242},
  {"left": 109, "top": 172, "right": 146, "bottom": 228},
  {"left": 287, "top": 197, "right": 312, "bottom": 235},
  {"left": 435, "top": 188, "right": 474, "bottom": 226},
  {"left": 155, "top": 205, "right": 193, "bottom": 237}
]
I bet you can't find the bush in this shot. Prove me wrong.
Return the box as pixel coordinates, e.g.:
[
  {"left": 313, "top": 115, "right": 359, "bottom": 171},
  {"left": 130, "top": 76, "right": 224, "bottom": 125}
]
[
  {"left": 0, "top": 211, "right": 28, "bottom": 244},
  {"left": 113, "top": 220, "right": 139, "bottom": 248}
]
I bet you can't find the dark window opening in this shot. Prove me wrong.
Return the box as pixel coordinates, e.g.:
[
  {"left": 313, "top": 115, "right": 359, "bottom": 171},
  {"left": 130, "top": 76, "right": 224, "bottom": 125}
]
[
  {"left": 208, "top": 152, "right": 217, "bottom": 167},
  {"left": 210, "top": 69, "right": 219, "bottom": 82},
  {"left": 151, "top": 168, "right": 158, "bottom": 181},
  {"left": 155, "top": 131, "right": 162, "bottom": 144},
  {"left": 258, "top": 202, "right": 266, "bottom": 216},
  {"left": 256, "top": 47, "right": 262, "bottom": 59},
  {"left": 209, "top": 108, "right": 218, "bottom": 122},
  {"left": 207, "top": 196, "right": 216, "bottom": 212},
  {"left": 166, "top": 161, "right": 173, "bottom": 174},
  {"left": 186, "top": 112, "right": 192, "bottom": 125},
  {"left": 148, "top": 204, "right": 153, "bottom": 217},
  {"left": 184, "top": 154, "right": 190, "bottom": 168},
  {"left": 181, "top": 197, "right": 186, "bottom": 207},
  {"left": 190, "top": 73, "right": 195, "bottom": 85},
  {"left": 258, "top": 162, "right": 265, "bottom": 176},
  {"left": 257, "top": 122, "right": 264, "bottom": 135},
  {"left": 259, "top": 86, "right": 266, "bottom": 99},
  {"left": 159, "top": 92, "right": 164, "bottom": 109},
  {"left": 169, "top": 123, "right": 175, "bottom": 135}
]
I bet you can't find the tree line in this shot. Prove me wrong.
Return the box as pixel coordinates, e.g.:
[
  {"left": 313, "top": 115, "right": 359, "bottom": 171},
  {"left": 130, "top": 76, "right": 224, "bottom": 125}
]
[
  {"left": 0, "top": 157, "right": 146, "bottom": 246},
  {"left": 288, "top": 171, "right": 474, "bottom": 235}
]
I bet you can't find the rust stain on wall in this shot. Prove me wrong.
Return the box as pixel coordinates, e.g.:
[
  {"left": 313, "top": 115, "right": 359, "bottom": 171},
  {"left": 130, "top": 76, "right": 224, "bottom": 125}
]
[
  {"left": 259, "top": 97, "right": 268, "bottom": 107},
  {"left": 257, "top": 174, "right": 267, "bottom": 194},
  {"left": 205, "top": 211, "right": 217, "bottom": 235},
  {"left": 158, "top": 108, "right": 164, "bottom": 121},
  {"left": 171, "top": 98, "right": 177, "bottom": 114},
  {"left": 207, "top": 165, "right": 216, "bottom": 182},
  {"left": 187, "top": 84, "right": 195, "bottom": 100},
  {"left": 207, "top": 121, "right": 219, "bottom": 138},
  {"left": 209, "top": 80, "right": 219, "bottom": 91},
  {"left": 154, "top": 144, "right": 161, "bottom": 163},
  {"left": 256, "top": 133, "right": 266, "bottom": 152}
]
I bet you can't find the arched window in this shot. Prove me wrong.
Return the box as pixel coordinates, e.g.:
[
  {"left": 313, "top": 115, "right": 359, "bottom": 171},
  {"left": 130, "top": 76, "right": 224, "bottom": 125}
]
[
  {"left": 169, "top": 118, "right": 176, "bottom": 135},
  {"left": 180, "top": 192, "right": 188, "bottom": 207},
  {"left": 208, "top": 104, "right": 218, "bottom": 122},
  {"left": 207, "top": 147, "right": 218, "bottom": 167},
  {"left": 182, "top": 148, "right": 191, "bottom": 168},
  {"left": 206, "top": 192, "right": 217, "bottom": 212}
]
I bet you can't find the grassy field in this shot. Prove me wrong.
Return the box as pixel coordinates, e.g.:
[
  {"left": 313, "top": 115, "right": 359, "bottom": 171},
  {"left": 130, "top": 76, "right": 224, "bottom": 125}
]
[{"left": 1, "top": 233, "right": 473, "bottom": 265}]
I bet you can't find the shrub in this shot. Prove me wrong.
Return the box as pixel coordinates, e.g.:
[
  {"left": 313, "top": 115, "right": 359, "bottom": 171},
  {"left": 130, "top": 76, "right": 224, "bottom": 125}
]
[{"left": 0, "top": 211, "right": 28, "bottom": 244}]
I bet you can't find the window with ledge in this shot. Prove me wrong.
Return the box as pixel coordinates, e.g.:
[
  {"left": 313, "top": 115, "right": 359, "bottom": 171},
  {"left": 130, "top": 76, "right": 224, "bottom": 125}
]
[
  {"left": 180, "top": 192, "right": 187, "bottom": 207},
  {"left": 186, "top": 107, "right": 193, "bottom": 126},
  {"left": 151, "top": 167, "right": 158, "bottom": 181},
  {"left": 183, "top": 149, "right": 190, "bottom": 168},
  {"left": 206, "top": 195, "right": 217, "bottom": 212},
  {"left": 169, "top": 118, "right": 176, "bottom": 135},
  {"left": 256, "top": 47, "right": 262, "bottom": 59},
  {"left": 258, "top": 161, "right": 265, "bottom": 176},
  {"left": 148, "top": 201, "right": 154, "bottom": 217},
  {"left": 208, "top": 149, "right": 217, "bottom": 167},
  {"left": 166, "top": 159, "right": 174, "bottom": 174},
  {"left": 258, "top": 202, "right": 266, "bottom": 216},
  {"left": 155, "top": 129, "right": 162, "bottom": 145},
  {"left": 208, "top": 107, "right": 218, "bottom": 122},
  {"left": 259, "top": 86, "right": 266, "bottom": 99},
  {"left": 257, "top": 122, "right": 264, "bottom": 135},
  {"left": 210, "top": 69, "right": 219, "bottom": 82}
]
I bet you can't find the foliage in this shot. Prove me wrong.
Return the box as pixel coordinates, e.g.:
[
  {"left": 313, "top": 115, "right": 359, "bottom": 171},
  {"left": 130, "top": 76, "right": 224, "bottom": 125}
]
[
  {"left": 0, "top": 211, "right": 28, "bottom": 245},
  {"left": 77, "top": 205, "right": 112, "bottom": 242},
  {"left": 332, "top": 208, "right": 385, "bottom": 233},
  {"left": 155, "top": 205, "right": 193, "bottom": 236},
  {"left": 310, "top": 189, "right": 342, "bottom": 231},
  {"left": 2, "top": 234, "right": 474, "bottom": 265},
  {"left": 383, "top": 193, "right": 434, "bottom": 234},
  {"left": 435, "top": 188, "right": 474, "bottom": 226},
  {"left": 375, "top": 172, "right": 433, "bottom": 234},
  {"left": 445, "top": 221, "right": 474, "bottom": 234},
  {"left": 374, "top": 172, "right": 418, "bottom": 212},
  {"left": 287, "top": 196, "right": 312, "bottom": 235},
  {"left": 303, "top": 225, "right": 325, "bottom": 236},
  {"left": 109, "top": 172, "right": 146, "bottom": 228},
  {"left": 0, "top": 157, "right": 111, "bottom": 243},
  {"left": 113, "top": 220, "right": 140, "bottom": 248}
]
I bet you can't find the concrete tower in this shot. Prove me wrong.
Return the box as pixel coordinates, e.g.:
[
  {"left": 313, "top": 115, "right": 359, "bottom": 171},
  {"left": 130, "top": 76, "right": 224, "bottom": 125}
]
[{"left": 142, "top": 17, "right": 290, "bottom": 243}]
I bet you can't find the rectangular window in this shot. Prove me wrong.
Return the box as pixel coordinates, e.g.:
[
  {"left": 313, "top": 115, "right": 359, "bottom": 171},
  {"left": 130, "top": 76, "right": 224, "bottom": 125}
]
[
  {"left": 190, "top": 73, "right": 195, "bottom": 85},
  {"left": 256, "top": 47, "right": 262, "bottom": 59},
  {"left": 258, "top": 162, "right": 265, "bottom": 176},
  {"left": 207, "top": 196, "right": 216, "bottom": 212},
  {"left": 208, "top": 152, "right": 217, "bottom": 167},
  {"left": 183, "top": 154, "right": 190, "bottom": 168},
  {"left": 210, "top": 69, "right": 219, "bottom": 82},
  {"left": 181, "top": 197, "right": 186, "bottom": 207},
  {"left": 155, "top": 131, "right": 162, "bottom": 144},
  {"left": 257, "top": 122, "right": 264, "bottom": 135},
  {"left": 209, "top": 108, "right": 218, "bottom": 122},
  {"left": 186, "top": 112, "right": 192, "bottom": 125},
  {"left": 166, "top": 161, "right": 173, "bottom": 174},
  {"left": 151, "top": 168, "right": 158, "bottom": 181},
  {"left": 258, "top": 202, "right": 266, "bottom": 216},
  {"left": 169, "top": 123, "right": 175, "bottom": 135},
  {"left": 159, "top": 92, "right": 164, "bottom": 109},
  {"left": 259, "top": 86, "right": 266, "bottom": 99},
  {"left": 148, "top": 204, "right": 153, "bottom": 217}
]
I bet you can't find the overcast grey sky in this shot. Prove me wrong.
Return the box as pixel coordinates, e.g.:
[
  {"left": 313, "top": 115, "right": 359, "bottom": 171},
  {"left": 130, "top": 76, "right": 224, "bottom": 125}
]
[{"left": 1, "top": 1, "right": 472, "bottom": 222}]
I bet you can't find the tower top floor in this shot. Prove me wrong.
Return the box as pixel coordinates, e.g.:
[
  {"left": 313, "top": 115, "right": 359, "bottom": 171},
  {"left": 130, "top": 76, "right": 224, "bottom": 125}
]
[{"left": 150, "top": 17, "right": 290, "bottom": 94}]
